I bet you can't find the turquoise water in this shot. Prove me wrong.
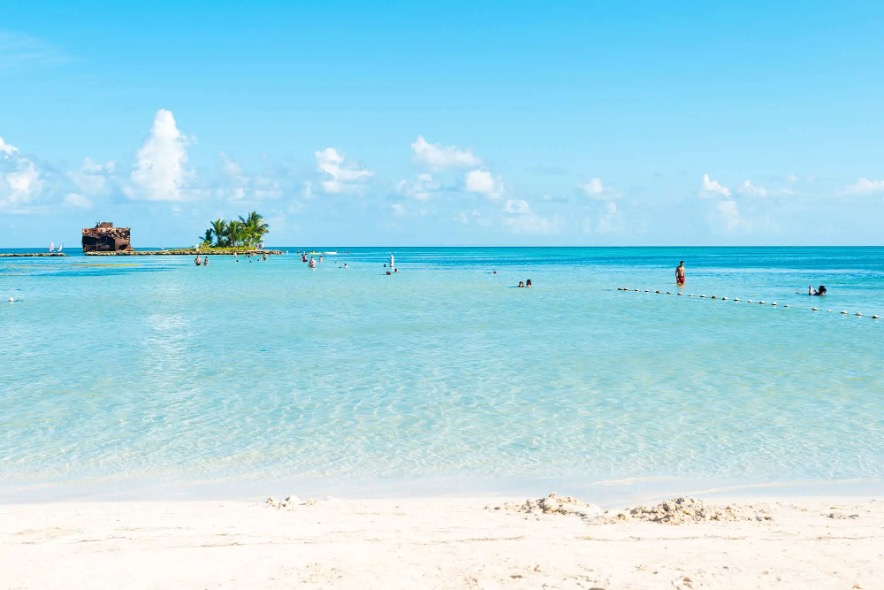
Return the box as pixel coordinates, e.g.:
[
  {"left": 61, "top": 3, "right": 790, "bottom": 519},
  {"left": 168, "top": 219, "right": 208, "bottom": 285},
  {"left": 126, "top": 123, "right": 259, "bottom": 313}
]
[{"left": 1, "top": 247, "right": 882, "bottom": 502}]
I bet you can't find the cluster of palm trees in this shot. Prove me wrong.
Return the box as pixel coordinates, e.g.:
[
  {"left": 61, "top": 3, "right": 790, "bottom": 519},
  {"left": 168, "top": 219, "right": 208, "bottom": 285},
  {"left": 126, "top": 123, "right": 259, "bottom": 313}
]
[{"left": 201, "top": 211, "right": 269, "bottom": 248}]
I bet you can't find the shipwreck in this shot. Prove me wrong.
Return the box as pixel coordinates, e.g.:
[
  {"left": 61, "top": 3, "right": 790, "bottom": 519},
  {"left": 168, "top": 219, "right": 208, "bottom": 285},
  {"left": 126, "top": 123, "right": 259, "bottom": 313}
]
[{"left": 81, "top": 222, "right": 133, "bottom": 253}]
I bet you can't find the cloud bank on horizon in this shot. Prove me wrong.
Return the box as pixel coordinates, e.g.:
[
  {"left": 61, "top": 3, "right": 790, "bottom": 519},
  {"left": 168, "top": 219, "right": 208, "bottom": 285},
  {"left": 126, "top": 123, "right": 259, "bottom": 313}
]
[
  {"left": 2, "top": 108, "right": 881, "bottom": 247},
  {"left": 1, "top": 2, "right": 882, "bottom": 246}
]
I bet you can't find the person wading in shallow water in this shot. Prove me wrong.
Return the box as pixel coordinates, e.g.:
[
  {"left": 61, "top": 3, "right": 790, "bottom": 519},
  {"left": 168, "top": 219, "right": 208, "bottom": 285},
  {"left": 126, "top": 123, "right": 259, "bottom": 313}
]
[{"left": 676, "top": 261, "right": 686, "bottom": 286}]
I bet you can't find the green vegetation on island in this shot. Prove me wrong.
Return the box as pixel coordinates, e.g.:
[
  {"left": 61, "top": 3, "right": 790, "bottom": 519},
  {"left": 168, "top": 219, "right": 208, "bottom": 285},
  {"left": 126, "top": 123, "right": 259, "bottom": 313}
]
[{"left": 200, "top": 211, "right": 269, "bottom": 250}]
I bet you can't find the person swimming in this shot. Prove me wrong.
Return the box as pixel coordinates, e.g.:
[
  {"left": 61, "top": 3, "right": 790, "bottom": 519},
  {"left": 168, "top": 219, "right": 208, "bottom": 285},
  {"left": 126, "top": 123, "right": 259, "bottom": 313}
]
[
  {"left": 518, "top": 281, "right": 524, "bottom": 288},
  {"left": 809, "top": 284, "right": 827, "bottom": 296},
  {"left": 526, "top": 279, "right": 532, "bottom": 288}
]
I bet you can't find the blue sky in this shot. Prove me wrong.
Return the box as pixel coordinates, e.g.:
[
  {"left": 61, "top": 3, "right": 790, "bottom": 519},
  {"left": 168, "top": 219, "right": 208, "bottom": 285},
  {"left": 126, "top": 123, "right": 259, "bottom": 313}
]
[{"left": 1, "top": 1, "right": 882, "bottom": 246}]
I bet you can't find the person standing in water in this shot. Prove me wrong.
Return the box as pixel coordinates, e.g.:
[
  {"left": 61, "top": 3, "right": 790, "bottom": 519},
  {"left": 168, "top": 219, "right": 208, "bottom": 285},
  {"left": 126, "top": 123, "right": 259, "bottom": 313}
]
[{"left": 675, "top": 261, "right": 686, "bottom": 285}]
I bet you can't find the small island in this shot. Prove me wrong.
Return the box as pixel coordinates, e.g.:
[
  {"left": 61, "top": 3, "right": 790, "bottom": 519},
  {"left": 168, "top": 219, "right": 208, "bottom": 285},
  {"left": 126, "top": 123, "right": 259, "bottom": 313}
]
[{"left": 83, "top": 212, "right": 282, "bottom": 256}]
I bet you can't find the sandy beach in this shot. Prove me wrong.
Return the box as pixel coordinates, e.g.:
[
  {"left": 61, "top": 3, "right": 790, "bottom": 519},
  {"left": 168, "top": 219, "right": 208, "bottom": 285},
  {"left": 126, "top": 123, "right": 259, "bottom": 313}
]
[{"left": 1, "top": 494, "right": 880, "bottom": 589}]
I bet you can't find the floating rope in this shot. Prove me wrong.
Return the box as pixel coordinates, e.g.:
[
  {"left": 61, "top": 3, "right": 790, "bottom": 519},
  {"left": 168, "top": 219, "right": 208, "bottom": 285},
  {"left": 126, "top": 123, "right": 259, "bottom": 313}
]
[{"left": 616, "top": 288, "right": 879, "bottom": 320}]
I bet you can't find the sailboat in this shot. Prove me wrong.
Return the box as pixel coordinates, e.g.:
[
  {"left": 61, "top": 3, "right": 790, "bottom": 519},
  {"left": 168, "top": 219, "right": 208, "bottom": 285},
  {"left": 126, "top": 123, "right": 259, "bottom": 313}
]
[
  {"left": 57, "top": 243, "right": 63, "bottom": 252},
  {"left": 49, "top": 242, "right": 54, "bottom": 252}
]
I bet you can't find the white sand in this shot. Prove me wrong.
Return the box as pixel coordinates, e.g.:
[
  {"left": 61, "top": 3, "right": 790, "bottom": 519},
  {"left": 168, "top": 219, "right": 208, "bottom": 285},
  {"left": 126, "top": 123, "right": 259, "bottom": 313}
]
[{"left": 1, "top": 495, "right": 880, "bottom": 589}]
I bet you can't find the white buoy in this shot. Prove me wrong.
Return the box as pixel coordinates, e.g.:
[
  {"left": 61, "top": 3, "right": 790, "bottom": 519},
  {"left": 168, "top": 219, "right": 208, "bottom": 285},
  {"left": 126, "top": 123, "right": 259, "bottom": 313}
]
[
  {"left": 644, "top": 289, "right": 649, "bottom": 293},
  {"left": 872, "top": 315, "right": 879, "bottom": 319},
  {"left": 734, "top": 298, "right": 740, "bottom": 302},
  {"left": 759, "top": 301, "right": 765, "bottom": 304},
  {"left": 7, "top": 297, "right": 13, "bottom": 303},
  {"left": 783, "top": 304, "right": 790, "bottom": 308},
  {"left": 722, "top": 297, "right": 728, "bottom": 301},
  {"left": 855, "top": 312, "right": 862, "bottom": 317},
  {"left": 748, "top": 299, "right": 753, "bottom": 303},
  {"left": 677, "top": 292, "right": 683, "bottom": 296},
  {"left": 812, "top": 307, "right": 818, "bottom": 311},
  {"left": 700, "top": 294, "right": 706, "bottom": 298},
  {"left": 841, "top": 311, "right": 848, "bottom": 315},
  {"left": 771, "top": 302, "right": 777, "bottom": 306}
]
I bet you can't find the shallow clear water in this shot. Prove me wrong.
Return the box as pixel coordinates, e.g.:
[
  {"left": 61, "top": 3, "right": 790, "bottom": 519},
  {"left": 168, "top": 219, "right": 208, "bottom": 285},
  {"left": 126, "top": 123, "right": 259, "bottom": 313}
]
[{"left": 1, "top": 247, "right": 882, "bottom": 501}]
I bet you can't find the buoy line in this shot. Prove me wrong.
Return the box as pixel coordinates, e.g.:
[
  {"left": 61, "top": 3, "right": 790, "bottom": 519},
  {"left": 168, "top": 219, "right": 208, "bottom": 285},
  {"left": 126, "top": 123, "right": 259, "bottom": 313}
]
[{"left": 615, "top": 288, "right": 879, "bottom": 320}]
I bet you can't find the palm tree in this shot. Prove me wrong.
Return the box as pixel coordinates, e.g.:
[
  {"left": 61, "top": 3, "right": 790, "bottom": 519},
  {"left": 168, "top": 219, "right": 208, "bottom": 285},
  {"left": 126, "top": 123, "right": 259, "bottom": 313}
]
[
  {"left": 209, "top": 218, "right": 229, "bottom": 247},
  {"left": 227, "top": 219, "right": 245, "bottom": 247},
  {"left": 238, "top": 211, "right": 269, "bottom": 247},
  {"left": 200, "top": 229, "right": 213, "bottom": 246}
]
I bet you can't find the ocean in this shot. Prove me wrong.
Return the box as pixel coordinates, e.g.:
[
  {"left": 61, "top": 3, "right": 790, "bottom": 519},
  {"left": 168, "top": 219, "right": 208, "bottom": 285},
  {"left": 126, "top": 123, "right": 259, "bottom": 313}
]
[{"left": 1, "top": 247, "right": 881, "bottom": 502}]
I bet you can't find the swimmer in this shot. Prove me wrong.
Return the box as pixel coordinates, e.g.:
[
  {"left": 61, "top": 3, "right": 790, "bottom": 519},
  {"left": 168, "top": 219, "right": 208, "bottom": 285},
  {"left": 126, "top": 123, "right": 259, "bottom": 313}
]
[
  {"left": 809, "top": 284, "right": 827, "bottom": 296},
  {"left": 675, "top": 261, "right": 685, "bottom": 285},
  {"left": 194, "top": 255, "right": 202, "bottom": 266},
  {"left": 203, "top": 256, "right": 208, "bottom": 266},
  {"left": 526, "top": 279, "right": 532, "bottom": 288},
  {"left": 518, "top": 281, "right": 524, "bottom": 288}
]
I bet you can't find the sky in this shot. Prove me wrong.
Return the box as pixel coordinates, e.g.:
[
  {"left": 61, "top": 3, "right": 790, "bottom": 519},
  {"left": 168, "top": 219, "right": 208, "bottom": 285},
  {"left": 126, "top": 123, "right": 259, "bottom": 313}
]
[{"left": 1, "top": 1, "right": 882, "bottom": 247}]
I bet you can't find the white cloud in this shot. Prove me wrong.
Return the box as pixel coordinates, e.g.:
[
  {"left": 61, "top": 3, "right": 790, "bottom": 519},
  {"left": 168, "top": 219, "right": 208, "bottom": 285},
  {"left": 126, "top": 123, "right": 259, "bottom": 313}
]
[
  {"left": 503, "top": 212, "right": 559, "bottom": 235},
  {"left": 64, "top": 193, "right": 93, "bottom": 208},
  {"left": 503, "top": 198, "right": 530, "bottom": 214},
  {"left": 711, "top": 200, "right": 742, "bottom": 232},
  {"left": 0, "top": 136, "right": 19, "bottom": 155},
  {"left": 391, "top": 203, "right": 407, "bottom": 217},
  {"left": 69, "top": 157, "right": 115, "bottom": 196},
  {"left": 738, "top": 180, "right": 768, "bottom": 198},
  {"left": 0, "top": 148, "right": 43, "bottom": 212},
  {"left": 315, "top": 147, "right": 373, "bottom": 194},
  {"left": 6, "top": 160, "right": 40, "bottom": 195},
  {"left": 595, "top": 202, "right": 622, "bottom": 235},
  {"left": 700, "top": 173, "right": 731, "bottom": 198},
  {"left": 579, "top": 177, "right": 604, "bottom": 195},
  {"left": 454, "top": 209, "right": 483, "bottom": 224},
  {"left": 465, "top": 168, "right": 504, "bottom": 199},
  {"left": 411, "top": 136, "right": 481, "bottom": 170},
  {"left": 397, "top": 173, "right": 441, "bottom": 201},
  {"left": 128, "top": 109, "right": 191, "bottom": 201},
  {"left": 841, "top": 178, "right": 884, "bottom": 195},
  {"left": 578, "top": 176, "right": 620, "bottom": 200},
  {"left": 220, "top": 152, "right": 243, "bottom": 178},
  {"left": 253, "top": 176, "right": 282, "bottom": 201},
  {"left": 501, "top": 198, "right": 559, "bottom": 235},
  {"left": 219, "top": 153, "right": 248, "bottom": 201}
]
